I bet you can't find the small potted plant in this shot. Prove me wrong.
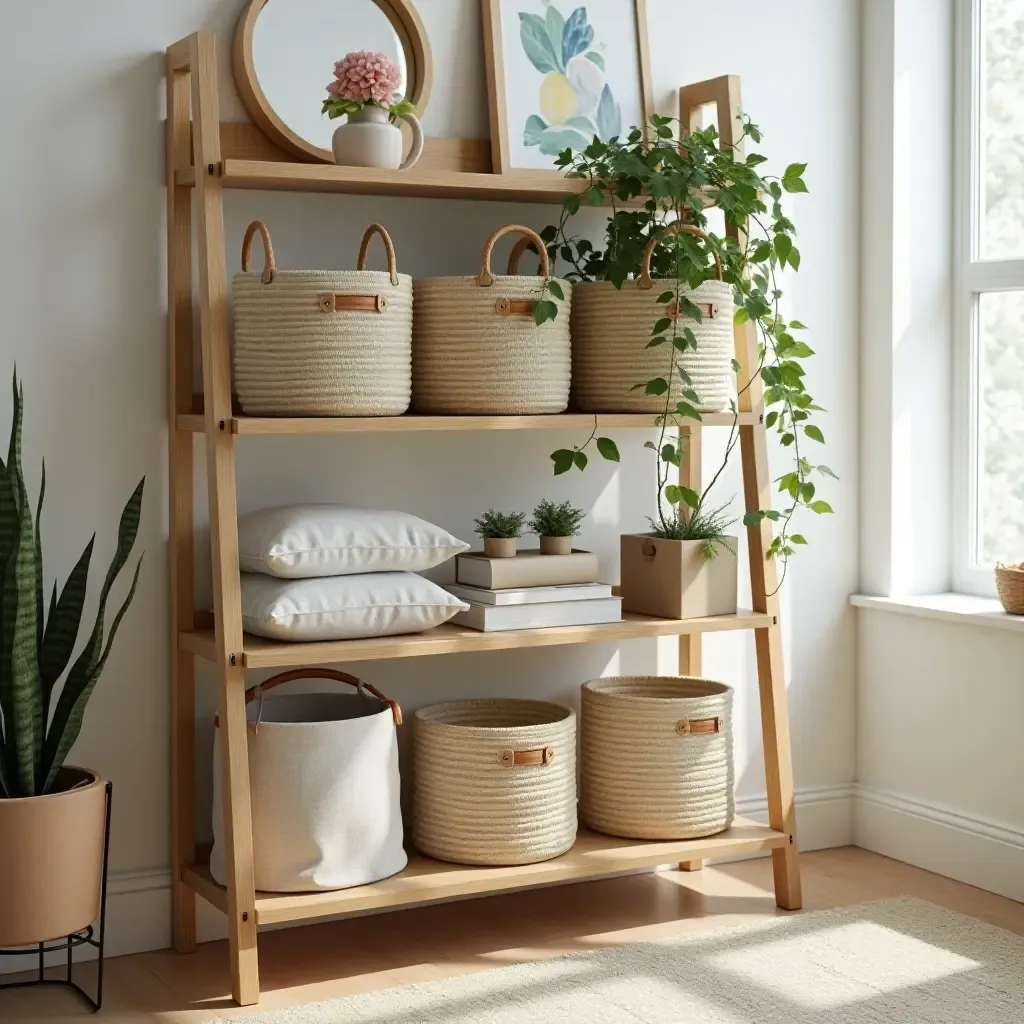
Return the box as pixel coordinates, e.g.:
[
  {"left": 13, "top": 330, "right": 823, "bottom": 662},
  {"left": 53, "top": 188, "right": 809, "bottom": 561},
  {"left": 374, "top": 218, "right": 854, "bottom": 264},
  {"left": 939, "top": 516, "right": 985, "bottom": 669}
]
[
  {"left": 0, "top": 372, "right": 144, "bottom": 949},
  {"left": 529, "top": 499, "right": 585, "bottom": 556},
  {"left": 474, "top": 509, "right": 526, "bottom": 558},
  {"left": 323, "top": 51, "right": 423, "bottom": 170},
  {"left": 620, "top": 500, "right": 738, "bottom": 620}
]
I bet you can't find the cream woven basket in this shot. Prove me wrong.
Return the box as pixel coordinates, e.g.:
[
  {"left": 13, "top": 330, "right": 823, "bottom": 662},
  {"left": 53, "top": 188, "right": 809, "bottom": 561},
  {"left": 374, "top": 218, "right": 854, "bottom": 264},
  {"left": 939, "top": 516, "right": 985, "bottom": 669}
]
[
  {"left": 231, "top": 220, "right": 413, "bottom": 416},
  {"left": 580, "top": 676, "right": 734, "bottom": 840},
  {"left": 570, "top": 224, "right": 735, "bottom": 413},
  {"left": 413, "top": 699, "right": 577, "bottom": 866},
  {"left": 412, "top": 225, "right": 571, "bottom": 414}
]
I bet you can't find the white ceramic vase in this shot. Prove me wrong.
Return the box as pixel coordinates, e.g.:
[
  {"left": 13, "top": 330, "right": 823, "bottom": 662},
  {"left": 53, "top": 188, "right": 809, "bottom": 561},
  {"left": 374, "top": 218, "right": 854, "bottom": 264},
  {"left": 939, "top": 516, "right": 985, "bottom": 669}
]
[{"left": 332, "top": 105, "right": 424, "bottom": 170}]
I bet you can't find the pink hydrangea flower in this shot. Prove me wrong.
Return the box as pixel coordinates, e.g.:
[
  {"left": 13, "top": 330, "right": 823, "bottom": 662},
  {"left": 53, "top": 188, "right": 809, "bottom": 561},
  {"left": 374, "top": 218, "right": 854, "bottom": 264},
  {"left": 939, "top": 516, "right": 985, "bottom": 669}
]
[{"left": 326, "top": 50, "right": 402, "bottom": 106}]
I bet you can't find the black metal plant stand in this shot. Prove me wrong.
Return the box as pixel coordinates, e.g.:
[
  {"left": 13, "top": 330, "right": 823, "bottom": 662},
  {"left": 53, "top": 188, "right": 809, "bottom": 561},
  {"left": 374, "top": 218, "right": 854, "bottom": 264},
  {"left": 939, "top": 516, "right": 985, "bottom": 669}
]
[{"left": 0, "top": 780, "right": 112, "bottom": 1013}]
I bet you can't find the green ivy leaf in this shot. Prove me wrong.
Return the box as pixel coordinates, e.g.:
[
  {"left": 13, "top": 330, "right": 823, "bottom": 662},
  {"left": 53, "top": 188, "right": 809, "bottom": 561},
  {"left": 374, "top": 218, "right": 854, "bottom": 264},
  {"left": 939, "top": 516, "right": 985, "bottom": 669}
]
[
  {"left": 790, "top": 534, "right": 808, "bottom": 544},
  {"left": 774, "top": 234, "right": 793, "bottom": 267},
  {"left": 808, "top": 500, "right": 834, "bottom": 514},
  {"left": 679, "top": 486, "right": 700, "bottom": 510},
  {"left": 551, "top": 449, "right": 574, "bottom": 475},
  {"left": 743, "top": 511, "right": 765, "bottom": 527},
  {"left": 664, "top": 484, "right": 682, "bottom": 505},
  {"left": 734, "top": 307, "right": 750, "bottom": 325},
  {"left": 657, "top": 290, "right": 675, "bottom": 304},
  {"left": 547, "top": 280, "right": 564, "bottom": 301},
  {"left": 675, "top": 402, "right": 702, "bottom": 421},
  {"left": 646, "top": 336, "right": 668, "bottom": 348},
  {"left": 574, "top": 450, "right": 588, "bottom": 470},
  {"left": 765, "top": 410, "right": 778, "bottom": 428},
  {"left": 645, "top": 377, "right": 669, "bottom": 396},
  {"left": 804, "top": 424, "right": 825, "bottom": 443},
  {"left": 596, "top": 437, "right": 619, "bottom": 462},
  {"left": 652, "top": 318, "right": 672, "bottom": 336},
  {"left": 534, "top": 299, "right": 558, "bottom": 325}
]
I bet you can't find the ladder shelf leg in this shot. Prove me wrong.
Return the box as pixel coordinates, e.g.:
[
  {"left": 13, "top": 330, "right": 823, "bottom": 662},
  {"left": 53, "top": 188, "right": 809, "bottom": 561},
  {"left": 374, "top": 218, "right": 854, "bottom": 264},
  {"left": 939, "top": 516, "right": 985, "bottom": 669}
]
[
  {"left": 191, "top": 31, "right": 260, "bottom": 1004},
  {"left": 678, "top": 73, "right": 803, "bottom": 912}
]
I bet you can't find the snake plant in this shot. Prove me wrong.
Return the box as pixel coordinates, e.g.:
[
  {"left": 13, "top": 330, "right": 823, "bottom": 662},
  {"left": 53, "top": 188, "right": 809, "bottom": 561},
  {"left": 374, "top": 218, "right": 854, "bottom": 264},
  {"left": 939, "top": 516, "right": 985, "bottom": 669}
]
[{"left": 0, "top": 372, "right": 144, "bottom": 799}]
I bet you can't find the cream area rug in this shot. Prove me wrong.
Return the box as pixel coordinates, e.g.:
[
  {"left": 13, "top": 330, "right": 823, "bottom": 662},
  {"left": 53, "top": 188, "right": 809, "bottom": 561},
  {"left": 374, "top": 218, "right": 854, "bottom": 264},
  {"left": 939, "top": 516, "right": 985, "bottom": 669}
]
[{"left": 233, "top": 898, "right": 1024, "bottom": 1023}]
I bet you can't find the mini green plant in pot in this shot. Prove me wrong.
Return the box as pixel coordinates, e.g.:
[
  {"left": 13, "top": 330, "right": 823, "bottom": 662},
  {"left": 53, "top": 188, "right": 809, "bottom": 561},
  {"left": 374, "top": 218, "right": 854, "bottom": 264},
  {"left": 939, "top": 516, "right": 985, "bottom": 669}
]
[
  {"left": 529, "top": 500, "right": 585, "bottom": 555},
  {"left": 474, "top": 509, "right": 526, "bottom": 559},
  {"left": 0, "top": 373, "right": 144, "bottom": 948}
]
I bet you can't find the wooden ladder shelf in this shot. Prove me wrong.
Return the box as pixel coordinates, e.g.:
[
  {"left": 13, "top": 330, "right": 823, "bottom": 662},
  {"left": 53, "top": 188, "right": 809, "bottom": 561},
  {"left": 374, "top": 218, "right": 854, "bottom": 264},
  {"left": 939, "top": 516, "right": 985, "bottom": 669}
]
[{"left": 166, "top": 32, "right": 801, "bottom": 1007}]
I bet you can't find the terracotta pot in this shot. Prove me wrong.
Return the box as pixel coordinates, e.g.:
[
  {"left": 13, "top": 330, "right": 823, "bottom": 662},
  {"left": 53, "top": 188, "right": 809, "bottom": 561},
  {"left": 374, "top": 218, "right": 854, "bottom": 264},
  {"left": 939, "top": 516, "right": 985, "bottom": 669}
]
[
  {"left": 0, "top": 767, "right": 108, "bottom": 946},
  {"left": 620, "top": 534, "right": 738, "bottom": 619},
  {"left": 483, "top": 537, "right": 517, "bottom": 558},
  {"left": 539, "top": 535, "right": 573, "bottom": 555}
]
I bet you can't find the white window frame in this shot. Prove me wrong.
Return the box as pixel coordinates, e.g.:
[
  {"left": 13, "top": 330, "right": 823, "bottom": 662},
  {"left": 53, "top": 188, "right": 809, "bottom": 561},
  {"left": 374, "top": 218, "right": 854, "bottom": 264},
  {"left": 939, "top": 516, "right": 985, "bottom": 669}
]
[{"left": 952, "top": 0, "right": 1024, "bottom": 597}]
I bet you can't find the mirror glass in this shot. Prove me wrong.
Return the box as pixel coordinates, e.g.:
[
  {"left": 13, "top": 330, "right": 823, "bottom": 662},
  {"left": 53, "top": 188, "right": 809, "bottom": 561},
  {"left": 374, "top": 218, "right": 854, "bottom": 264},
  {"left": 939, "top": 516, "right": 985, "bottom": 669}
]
[{"left": 251, "top": 0, "right": 408, "bottom": 154}]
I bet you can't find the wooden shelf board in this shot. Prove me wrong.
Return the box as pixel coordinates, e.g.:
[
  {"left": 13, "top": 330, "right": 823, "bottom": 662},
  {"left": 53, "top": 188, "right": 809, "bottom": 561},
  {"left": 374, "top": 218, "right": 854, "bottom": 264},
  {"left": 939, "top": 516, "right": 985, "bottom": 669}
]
[
  {"left": 182, "top": 819, "right": 788, "bottom": 925},
  {"left": 176, "top": 159, "right": 715, "bottom": 205},
  {"left": 176, "top": 412, "right": 758, "bottom": 435},
  {"left": 179, "top": 611, "right": 771, "bottom": 669}
]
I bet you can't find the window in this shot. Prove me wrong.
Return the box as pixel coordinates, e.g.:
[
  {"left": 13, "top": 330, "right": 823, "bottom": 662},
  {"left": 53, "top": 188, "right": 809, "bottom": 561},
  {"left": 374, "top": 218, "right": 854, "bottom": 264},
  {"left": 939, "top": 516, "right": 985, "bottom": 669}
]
[{"left": 954, "top": 0, "right": 1024, "bottom": 595}]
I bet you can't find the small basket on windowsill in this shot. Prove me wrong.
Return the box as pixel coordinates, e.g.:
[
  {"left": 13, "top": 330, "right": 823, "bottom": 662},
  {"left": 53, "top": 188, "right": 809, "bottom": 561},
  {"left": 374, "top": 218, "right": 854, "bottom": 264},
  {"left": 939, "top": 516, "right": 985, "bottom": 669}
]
[{"left": 995, "top": 562, "right": 1024, "bottom": 615}]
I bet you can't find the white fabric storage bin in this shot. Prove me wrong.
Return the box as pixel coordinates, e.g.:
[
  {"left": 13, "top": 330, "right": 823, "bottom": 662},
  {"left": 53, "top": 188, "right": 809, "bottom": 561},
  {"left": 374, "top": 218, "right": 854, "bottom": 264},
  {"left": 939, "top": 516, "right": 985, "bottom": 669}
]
[{"left": 211, "top": 669, "right": 407, "bottom": 893}]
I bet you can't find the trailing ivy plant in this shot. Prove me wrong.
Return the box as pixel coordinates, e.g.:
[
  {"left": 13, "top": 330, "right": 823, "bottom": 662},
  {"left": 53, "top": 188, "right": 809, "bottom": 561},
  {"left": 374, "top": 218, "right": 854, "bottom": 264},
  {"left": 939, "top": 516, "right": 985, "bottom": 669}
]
[{"left": 544, "top": 114, "right": 835, "bottom": 587}]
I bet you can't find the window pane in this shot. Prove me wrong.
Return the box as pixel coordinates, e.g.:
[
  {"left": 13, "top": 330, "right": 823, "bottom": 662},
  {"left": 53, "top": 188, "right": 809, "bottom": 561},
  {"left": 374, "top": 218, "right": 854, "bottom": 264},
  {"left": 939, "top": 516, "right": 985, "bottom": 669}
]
[
  {"left": 982, "top": 0, "right": 1024, "bottom": 259},
  {"left": 978, "top": 290, "right": 1024, "bottom": 564}
]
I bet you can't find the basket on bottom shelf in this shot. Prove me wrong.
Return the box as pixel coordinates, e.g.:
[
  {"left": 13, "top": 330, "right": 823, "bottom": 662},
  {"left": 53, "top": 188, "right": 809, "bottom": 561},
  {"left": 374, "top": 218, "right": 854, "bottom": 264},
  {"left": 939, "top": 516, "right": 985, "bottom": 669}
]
[
  {"left": 210, "top": 669, "right": 406, "bottom": 893},
  {"left": 413, "top": 699, "right": 577, "bottom": 865},
  {"left": 580, "top": 676, "right": 735, "bottom": 840}
]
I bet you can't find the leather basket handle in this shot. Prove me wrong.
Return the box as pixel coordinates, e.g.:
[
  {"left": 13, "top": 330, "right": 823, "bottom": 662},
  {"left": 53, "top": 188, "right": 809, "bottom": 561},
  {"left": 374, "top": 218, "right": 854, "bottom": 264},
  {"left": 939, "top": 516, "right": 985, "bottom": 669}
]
[
  {"left": 478, "top": 224, "right": 550, "bottom": 287},
  {"left": 499, "top": 746, "right": 555, "bottom": 767},
  {"left": 506, "top": 235, "right": 545, "bottom": 276},
  {"left": 215, "top": 668, "right": 402, "bottom": 727},
  {"left": 676, "top": 717, "right": 723, "bottom": 736},
  {"left": 241, "top": 220, "right": 276, "bottom": 285},
  {"left": 356, "top": 223, "right": 400, "bottom": 286},
  {"left": 637, "top": 223, "right": 723, "bottom": 290}
]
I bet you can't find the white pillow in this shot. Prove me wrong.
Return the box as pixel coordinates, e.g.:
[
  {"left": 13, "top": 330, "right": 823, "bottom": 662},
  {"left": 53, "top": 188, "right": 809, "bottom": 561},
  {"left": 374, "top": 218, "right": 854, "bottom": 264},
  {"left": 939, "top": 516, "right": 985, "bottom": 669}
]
[
  {"left": 238, "top": 505, "right": 469, "bottom": 579},
  {"left": 241, "top": 572, "right": 469, "bottom": 642}
]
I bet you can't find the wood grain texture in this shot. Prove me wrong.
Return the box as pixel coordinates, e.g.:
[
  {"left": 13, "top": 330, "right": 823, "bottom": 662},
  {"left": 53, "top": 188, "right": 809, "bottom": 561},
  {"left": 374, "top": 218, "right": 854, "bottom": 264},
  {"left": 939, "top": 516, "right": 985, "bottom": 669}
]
[
  {"left": 166, "top": 43, "right": 197, "bottom": 958},
  {"left": 175, "top": 160, "right": 715, "bottom": 205},
  {"left": 179, "top": 611, "right": 774, "bottom": 669},
  {"left": 216, "top": 123, "right": 492, "bottom": 173},
  {"left": 181, "top": 818, "right": 788, "bottom": 925},
  {"left": 232, "top": 0, "right": 432, "bottom": 164},
  {"left": 175, "top": 411, "right": 758, "bottom": 435},
  {"left": 191, "top": 32, "right": 260, "bottom": 1005},
  {"left": 683, "top": 75, "right": 801, "bottom": 912}
]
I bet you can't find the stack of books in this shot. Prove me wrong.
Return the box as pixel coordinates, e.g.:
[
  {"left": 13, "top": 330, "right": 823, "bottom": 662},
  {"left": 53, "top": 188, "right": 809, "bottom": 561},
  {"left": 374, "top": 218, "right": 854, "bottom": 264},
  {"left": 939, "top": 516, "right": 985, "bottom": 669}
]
[{"left": 447, "top": 550, "right": 621, "bottom": 632}]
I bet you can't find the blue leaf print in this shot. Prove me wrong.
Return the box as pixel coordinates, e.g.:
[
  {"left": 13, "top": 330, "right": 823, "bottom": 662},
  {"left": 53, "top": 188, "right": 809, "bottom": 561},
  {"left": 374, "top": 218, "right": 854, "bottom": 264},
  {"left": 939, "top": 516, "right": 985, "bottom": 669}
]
[
  {"left": 561, "top": 7, "right": 591, "bottom": 67},
  {"left": 524, "top": 114, "right": 548, "bottom": 147},
  {"left": 596, "top": 83, "right": 621, "bottom": 141},
  {"left": 520, "top": 12, "right": 563, "bottom": 74}
]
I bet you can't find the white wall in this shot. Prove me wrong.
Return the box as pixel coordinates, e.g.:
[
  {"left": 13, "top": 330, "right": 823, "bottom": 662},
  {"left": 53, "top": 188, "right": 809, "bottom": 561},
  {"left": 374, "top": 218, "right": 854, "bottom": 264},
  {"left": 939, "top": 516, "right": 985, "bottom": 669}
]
[
  {"left": 854, "top": 0, "right": 1024, "bottom": 902},
  {"left": 0, "top": 0, "right": 860, "bottom": 963},
  {"left": 856, "top": 609, "right": 1024, "bottom": 902}
]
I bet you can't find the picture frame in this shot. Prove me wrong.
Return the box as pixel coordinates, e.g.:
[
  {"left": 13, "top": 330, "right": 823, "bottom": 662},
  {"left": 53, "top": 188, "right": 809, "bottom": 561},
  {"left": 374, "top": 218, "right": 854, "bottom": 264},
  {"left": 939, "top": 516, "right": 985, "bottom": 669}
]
[{"left": 482, "top": 0, "right": 653, "bottom": 174}]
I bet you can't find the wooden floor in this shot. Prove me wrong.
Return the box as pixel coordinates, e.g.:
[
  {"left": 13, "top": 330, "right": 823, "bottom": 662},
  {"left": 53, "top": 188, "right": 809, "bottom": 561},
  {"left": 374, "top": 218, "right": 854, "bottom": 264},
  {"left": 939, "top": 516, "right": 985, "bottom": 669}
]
[{"left": 3, "top": 847, "right": 1023, "bottom": 1023}]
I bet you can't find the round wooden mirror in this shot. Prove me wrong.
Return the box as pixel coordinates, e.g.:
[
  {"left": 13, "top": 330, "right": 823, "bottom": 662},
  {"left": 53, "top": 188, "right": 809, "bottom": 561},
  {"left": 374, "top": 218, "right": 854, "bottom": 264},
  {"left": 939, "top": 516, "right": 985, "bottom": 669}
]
[{"left": 234, "top": 0, "right": 433, "bottom": 163}]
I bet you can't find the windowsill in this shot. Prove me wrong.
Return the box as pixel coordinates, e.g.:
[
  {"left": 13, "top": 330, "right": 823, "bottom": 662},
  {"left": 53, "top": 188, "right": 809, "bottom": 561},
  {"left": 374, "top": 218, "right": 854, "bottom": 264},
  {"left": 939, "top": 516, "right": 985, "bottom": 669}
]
[{"left": 850, "top": 593, "right": 1024, "bottom": 634}]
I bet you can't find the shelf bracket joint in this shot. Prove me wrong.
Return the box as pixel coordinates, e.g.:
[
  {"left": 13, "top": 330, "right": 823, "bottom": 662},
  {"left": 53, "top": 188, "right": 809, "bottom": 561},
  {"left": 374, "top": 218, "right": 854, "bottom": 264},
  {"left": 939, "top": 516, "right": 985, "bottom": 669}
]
[{"left": 229, "top": 654, "right": 237, "bottom": 667}]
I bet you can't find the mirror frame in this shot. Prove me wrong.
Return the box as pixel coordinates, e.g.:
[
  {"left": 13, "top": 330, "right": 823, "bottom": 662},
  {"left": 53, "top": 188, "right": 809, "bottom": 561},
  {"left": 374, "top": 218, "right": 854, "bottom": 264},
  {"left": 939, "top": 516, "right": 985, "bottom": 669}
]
[{"left": 233, "top": 0, "right": 433, "bottom": 163}]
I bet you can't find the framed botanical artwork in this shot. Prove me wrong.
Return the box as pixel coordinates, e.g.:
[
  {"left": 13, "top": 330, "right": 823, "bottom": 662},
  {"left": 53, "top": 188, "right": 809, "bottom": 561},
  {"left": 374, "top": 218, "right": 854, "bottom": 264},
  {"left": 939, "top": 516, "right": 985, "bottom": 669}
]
[{"left": 482, "top": 0, "right": 653, "bottom": 173}]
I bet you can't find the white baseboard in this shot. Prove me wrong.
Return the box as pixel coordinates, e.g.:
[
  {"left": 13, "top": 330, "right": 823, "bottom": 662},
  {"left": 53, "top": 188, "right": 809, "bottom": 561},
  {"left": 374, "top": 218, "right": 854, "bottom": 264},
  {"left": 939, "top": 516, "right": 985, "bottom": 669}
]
[
  {"left": 0, "top": 784, "right": 854, "bottom": 974},
  {"left": 853, "top": 785, "right": 1024, "bottom": 903}
]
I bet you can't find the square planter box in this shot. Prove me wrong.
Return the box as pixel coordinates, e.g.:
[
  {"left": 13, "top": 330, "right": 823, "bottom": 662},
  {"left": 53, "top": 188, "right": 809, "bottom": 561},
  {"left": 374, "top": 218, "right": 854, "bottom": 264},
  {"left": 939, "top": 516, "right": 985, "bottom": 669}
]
[{"left": 620, "top": 534, "right": 738, "bottom": 620}]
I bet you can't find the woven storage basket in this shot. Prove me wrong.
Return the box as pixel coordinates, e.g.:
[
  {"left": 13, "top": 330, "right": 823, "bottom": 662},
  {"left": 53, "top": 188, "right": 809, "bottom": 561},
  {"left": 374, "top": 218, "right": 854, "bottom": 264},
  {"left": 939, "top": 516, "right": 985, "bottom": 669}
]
[
  {"left": 995, "top": 562, "right": 1024, "bottom": 614},
  {"left": 413, "top": 699, "right": 577, "bottom": 865},
  {"left": 581, "top": 676, "right": 734, "bottom": 840},
  {"left": 231, "top": 221, "right": 412, "bottom": 416},
  {"left": 412, "top": 225, "right": 571, "bottom": 414},
  {"left": 570, "top": 224, "right": 735, "bottom": 413}
]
